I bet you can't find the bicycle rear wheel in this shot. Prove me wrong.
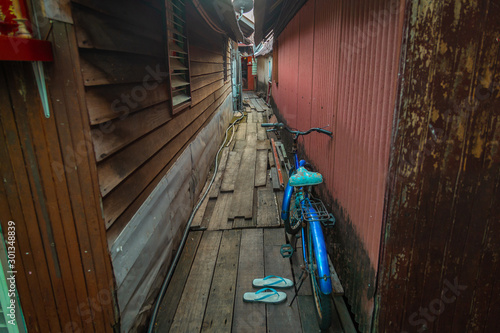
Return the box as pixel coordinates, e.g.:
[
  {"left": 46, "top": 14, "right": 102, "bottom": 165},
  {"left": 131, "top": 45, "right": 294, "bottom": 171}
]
[{"left": 307, "top": 226, "right": 332, "bottom": 330}]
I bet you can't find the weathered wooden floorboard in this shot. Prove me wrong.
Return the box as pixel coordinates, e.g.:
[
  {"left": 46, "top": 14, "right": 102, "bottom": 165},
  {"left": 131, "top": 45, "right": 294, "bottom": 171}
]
[
  {"left": 257, "top": 125, "right": 267, "bottom": 141},
  {"left": 256, "top": 139, "right": 270, "bottom": 151},
  {"left": 208, "top": 192, "right": 233, "bottom": 230},
  {"left": 232, "top": 217, "right": 255, "bottom": 229},
  {"left": 155, "top": 231, "right": 203, "bottom": 332},
  {"left": 328, "top": 255, "right": 345, "bottom": 296},
  {"left": 228, "top": 124, "right": 257, "bottom": 219},
  {"left": 191, "top": 179, "right": 212, "bottom": 228},
  {"left": 270, "top": 167, "right": 280, "bottom": 191},
  {"left": 233, "top": 140, "right": 246, "bottom": 151},
  {"left": 258, "top": 99, "right": 269, "bottom": 112},
  {"left": 234, "top": 123, "right": 247, "bottom": 141},
  {"left": 264, "top": 228, "right": 302, "bottom": 333},
  {"left": 191, "top": 196, "right": 209, "bottom": 228},
  {"left": 255, "top": 150, "right": 268, "bottom": 187},
  {"left": 248, "top": 98, "right": 258, "bottom": 111},
  {"left": 289, "top": 234, "right": 312, "bottom": 296},
  {"left": 200, "top": 199, "right": 217, "bottom": 229},
  {"left": 208, "top": 148, "right": 230, "bottom": 199},
  {"left": 232, "top": 229, "right": 266, "bottom": 333},
  {"left": 257, "top": 187, "right": 279, "bottom": 227},
  {"left": 333, "top": 296, "right": 357, "bottom": 333},
  {"left": 251, "top": 98, "right": 265, "bottom": 112},
  {"left": 297, "top": 295, "right": 344, "bottom": 333},
  {"left": 268, "top": 151, "right": 275, "bottom": 167},
  {"left": 257, "top": 112, "right": 265, "bottom": 123},
  {"left": 297, "top": 295, "right": 320, "bottom": 333},
  {"left": 170, "top": 231, "right": 222, "bottom": 332},
  {"left": 201, "top": 230, "right": 241, "bottom": 332},
  {"left": 248, "top": 110, "right": 256, "bottom": 123},
  {"left": 328, "top": 299, "right": 344, "bottom": 333},
  {"left": 220, "top": 151, "right": 242, "bottom": 192}
]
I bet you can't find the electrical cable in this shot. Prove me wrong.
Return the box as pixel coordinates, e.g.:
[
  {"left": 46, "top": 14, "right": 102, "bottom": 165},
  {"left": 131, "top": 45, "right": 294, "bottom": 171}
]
[{"left": 147, "top": 110, "right": 246, "bottom": 333}]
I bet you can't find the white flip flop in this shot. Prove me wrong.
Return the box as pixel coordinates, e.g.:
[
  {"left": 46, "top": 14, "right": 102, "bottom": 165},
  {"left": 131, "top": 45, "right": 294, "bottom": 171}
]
[
  {"left": 252, "top": 275, "right": 294, "bottom": 289},
  {"left": 243, "top": 288, "right": 287, "bottom": 304}
]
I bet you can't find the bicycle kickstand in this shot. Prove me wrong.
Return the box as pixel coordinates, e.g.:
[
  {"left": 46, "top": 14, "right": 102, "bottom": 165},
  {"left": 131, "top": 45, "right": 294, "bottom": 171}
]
[{"left": 288, "top": 268, "right": 308, "bottom": 307}]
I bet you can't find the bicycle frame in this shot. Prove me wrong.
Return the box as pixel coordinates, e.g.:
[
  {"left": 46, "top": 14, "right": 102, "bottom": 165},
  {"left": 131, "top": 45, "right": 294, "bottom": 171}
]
[{"left": 281, "top": 140, "right": 332, "bottom": 295}]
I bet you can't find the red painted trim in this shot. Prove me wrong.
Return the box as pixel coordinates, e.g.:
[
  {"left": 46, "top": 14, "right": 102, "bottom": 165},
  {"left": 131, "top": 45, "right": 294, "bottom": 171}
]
[
  {"left": 271, "top": 138, "right": 284, "bottom": 188},
  {"left": 0, "top": 36, "right": 53, "bottom": 61}
]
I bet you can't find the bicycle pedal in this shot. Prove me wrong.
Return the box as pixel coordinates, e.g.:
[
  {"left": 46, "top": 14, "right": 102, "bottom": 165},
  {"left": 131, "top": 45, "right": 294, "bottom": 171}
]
[
  {"left": 280, "top": 244, "right": 294, "bottom": 258},
  {"left": 321, "top": 213, "right": 336, "bottom": 228}
]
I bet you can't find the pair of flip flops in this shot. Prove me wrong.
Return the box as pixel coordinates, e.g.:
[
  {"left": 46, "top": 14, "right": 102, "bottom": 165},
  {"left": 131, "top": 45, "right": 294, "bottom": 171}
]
[{"left": 243, "top": 275, "right": 293, "bottom": 304}]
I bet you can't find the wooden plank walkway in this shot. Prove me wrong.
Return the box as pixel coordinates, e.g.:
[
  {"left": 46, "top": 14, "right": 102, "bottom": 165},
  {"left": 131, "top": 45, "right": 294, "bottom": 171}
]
[{"left": 154, "top": 100, "right": 354, "bottom": 332}]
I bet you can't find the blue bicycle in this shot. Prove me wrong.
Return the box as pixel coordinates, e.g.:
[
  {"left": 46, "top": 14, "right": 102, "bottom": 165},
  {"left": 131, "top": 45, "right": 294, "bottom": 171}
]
[{"left": 262, "top": 123, "right": 335, "bottom": 330}]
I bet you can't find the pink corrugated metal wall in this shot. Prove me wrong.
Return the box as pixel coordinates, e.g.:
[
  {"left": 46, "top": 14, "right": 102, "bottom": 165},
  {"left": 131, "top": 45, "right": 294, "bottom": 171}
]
[{"left": 272, "top": 0, "right": 405, "bottom": 330}]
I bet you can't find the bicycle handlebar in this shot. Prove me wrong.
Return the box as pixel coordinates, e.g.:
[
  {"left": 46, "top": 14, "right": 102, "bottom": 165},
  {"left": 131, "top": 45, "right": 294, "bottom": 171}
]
[{"left": 261, "top": 123, "right": 333, "bottom": 137}]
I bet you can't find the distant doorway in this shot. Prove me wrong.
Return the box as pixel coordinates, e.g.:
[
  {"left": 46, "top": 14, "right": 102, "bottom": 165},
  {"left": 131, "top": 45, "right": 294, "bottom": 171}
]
[{"left": 241, "top": 56, "right": 254, "bottom": 91}]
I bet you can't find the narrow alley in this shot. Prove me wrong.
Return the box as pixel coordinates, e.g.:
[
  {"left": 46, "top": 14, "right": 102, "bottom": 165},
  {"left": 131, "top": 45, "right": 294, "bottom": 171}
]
[
  {"left": 154, "top": 93, "right": 354, "bottom": 332},
  {"left": 1, "top": 0, "right": 499, "bottom": 332}
]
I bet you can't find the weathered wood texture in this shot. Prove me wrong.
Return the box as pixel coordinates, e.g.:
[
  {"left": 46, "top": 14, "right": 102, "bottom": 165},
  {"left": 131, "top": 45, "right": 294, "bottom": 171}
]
[
  {"left": 208, "top": 148, "right": 230, "bottom": 199},
  {"left": 255, "top": 149, "right": 269, "bottom": 187},
  {"left": 220, "top": 151, "right": 242, "bottom": 192},
  {"left": 72, "top": 0, "right": 232, "bottom": 233},
  {"left": 298, "top": 296, "right": 343, "bottom": 333},
  {"left": 202, "top": 230, "right": 241, "bottom": 332},
  {"left": 0, "top": 30, "right": 116, "bottom": 333},
  {"left": 155, "top": 231, "right": 203, "bottom": 332},
  {"left": 264, "top": 229, "right": 302, "bottom": 333},
  {"left": 256, "top": 187, "right": 279, "bottom": 227},
  {"left": 208, "top": 193, "right": 234, "bottom": 230},
  {"left": 234, "top": 122, "right": 247, "bottom": 141},
  {"left": 191, "top": 181, "right": 212, "bottom": 228},
  {"left": 378, "top": 1, "right": 500, "bottom": 333},
  {"left": 232, "top": 229, "right": 266, "bottom": 333},
  {"left": 170, "top": 231, "right": 222, "bottom": 332},
  {"left": 229, "top": 123, "right": 258, "bottom": 219},
  {"left": 64, "top": 1, "right": 236, "bottom": 331}
]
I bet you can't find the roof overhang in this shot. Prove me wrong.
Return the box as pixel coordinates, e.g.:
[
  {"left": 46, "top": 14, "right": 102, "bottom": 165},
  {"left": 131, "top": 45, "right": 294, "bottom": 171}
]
[
  {"left": 194, "top": 0, "right": 245, "bottom": 42},
  {"left": 254, "top": 0, "right": 308, "bottom": 45},
  {"left": 255, "top": 35, "right": 273, "bottom": 57}
]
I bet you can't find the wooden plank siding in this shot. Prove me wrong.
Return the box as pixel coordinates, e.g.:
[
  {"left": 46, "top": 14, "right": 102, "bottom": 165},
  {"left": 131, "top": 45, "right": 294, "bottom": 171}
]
[
  {"left": 71, "top": 0, "right": 232, "bottom": 232},
  {"left": 68, "top": 0, "right": 234, "bottom": 331},
  {"left": 0, "top": 24, "right": 117, "bottom": 333},
  {"left": 1, "top": 1, "right": 233, "bottom": 332}
]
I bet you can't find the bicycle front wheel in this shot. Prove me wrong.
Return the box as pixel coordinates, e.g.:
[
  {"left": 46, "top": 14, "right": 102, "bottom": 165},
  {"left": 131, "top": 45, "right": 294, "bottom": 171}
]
[{"left": 307, "top": 226, "right": 332, "bottom": 330}]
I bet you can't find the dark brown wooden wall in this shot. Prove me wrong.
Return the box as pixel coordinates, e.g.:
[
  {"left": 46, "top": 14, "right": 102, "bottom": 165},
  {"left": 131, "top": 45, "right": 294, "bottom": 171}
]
[
  {"left": 0, "top": 29, "right": 117, "bottom": 332},
  {"left": 70, "top": 0, "right": 232, "bottom": 244},
  {"left": 1, "top": 1, "right": 232, "bottom": 332},
  {"left": 378, "top": 1, "right": 500, "bottom": 332},
  {"left": 70, "top": 0, "right": 233, "bottom": 330}
]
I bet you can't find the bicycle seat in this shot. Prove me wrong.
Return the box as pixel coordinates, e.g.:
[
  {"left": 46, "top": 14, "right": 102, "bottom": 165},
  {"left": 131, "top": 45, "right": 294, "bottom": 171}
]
[{"left": 289, "top": 167, "right": 323, "bottom": 187}]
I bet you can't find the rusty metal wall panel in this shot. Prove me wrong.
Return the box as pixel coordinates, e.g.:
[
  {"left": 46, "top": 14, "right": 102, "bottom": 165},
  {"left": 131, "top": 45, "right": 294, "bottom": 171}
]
[
  {"left": 378, "top": 1, "right": 500, "bottom": 332},
  {"left": 297, "top": 0, "right": 315, "bottom": 152},
  {"left": 272, "top": 0, "right": 405, "bottom": 330}
]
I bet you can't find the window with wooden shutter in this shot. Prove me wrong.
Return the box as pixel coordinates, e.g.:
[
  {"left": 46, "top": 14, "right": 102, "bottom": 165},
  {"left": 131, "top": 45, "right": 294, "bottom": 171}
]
[{"left": 165, "top": 0, "right": 192, "bottom": 114}]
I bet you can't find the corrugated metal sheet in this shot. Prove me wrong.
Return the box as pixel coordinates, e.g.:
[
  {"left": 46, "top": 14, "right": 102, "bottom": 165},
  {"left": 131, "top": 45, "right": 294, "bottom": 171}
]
[{"left": 272, "top": 0, "right": 405, "bottom": 330}]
